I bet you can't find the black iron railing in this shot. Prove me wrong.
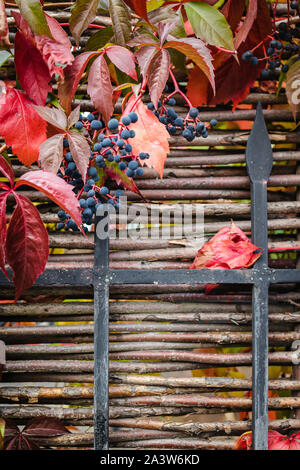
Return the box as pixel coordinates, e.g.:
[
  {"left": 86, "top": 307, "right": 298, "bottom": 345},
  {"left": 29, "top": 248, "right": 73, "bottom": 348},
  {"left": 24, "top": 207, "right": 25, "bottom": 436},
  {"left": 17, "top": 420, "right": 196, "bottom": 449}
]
[{"left": 1, "top": 104, "right": 300, "bottom": 450}]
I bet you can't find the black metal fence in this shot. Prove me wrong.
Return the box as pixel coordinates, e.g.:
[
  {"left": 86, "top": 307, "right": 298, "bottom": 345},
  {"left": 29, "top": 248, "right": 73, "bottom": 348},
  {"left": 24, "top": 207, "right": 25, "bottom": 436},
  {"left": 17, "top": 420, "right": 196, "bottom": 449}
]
[{"left": 1, "top": 104, "right": 300, "bottom": 450}]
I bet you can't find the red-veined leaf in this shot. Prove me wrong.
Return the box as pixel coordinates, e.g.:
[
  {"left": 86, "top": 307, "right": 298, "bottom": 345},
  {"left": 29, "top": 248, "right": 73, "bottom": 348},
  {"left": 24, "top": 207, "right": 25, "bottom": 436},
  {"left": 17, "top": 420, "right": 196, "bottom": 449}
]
[
  {"left": 0, "top": 192, "right": 8, "bottom": 279},
  {"left": 135, "top": 45, "right": 158, "bottom": 77},
  {"left": 158, "top": 21, "right": 177, "bottom": 45},
  {"left": 45, "top": 13, "right": 73, "bottom": 50},
  {"left": 123, "top": 0, "right": 148, "bottom": 21},
  {"left": 23, "top": 417, "right": 69, "bottom": 437},
  {"left": 106, "top": 45, "right": 137, "bottom": 80},
  {"left": 67, "top": 130, "right": 91, "bottom": 183},
  {"left": 15, "top": 169, "right": 82, "bottom": 228},
  {"left": 58, "top": 51, "right": 99, "bottom": 114},
  {"left": 123, "top": 96, "right": 170, "bottom": 178},
  {"left": 14, "top": 31, "right": 52, "bottom": 105},
  {"left": 68, "top": 105, "right": 81, "bottom": 129},
  {"left": 35, "top": 34, "right": 74, "bottom": 79},
  {"left": 87, "top": 54, "right": 114, "bottom": 123},
  {"left": 34, "top": 105, "right": 68, "bottom": 131},
  {"left": 164, "top": 37, "right": 215, "bottom": 94},
  {"left": 38, "top": 133, "right": 65, "bottom": 174},
  {"left": 5, "top": 193, "right": 49, "bottom": 301},
  {"left": 234, "top": 0, "right": 257, "bottom": 50},
  {"left": 108, "top": 0, "right": 132, "bottom": 47},
  {"left": 0, "top": 153, "right": 14, "bottom": 186},
  {"left": 104, "top": 160, "right": 144, "bottom": 197},
  {"left": 0, "top": 84, "right": 47, "bottom": 166},
  {"left": 70, "top": 0, "right": 99, "bottom": 44},
  {"left": 127, "top": 35, "right": 158, "bottom": 48},
  {"left": 146, "top": 49, "right": 170, "bottom": 109}
]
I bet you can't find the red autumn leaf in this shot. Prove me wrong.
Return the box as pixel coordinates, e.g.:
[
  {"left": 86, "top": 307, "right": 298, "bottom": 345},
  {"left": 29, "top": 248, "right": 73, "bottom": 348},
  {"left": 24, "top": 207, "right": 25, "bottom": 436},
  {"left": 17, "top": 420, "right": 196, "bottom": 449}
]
[
  {"left": 69, "top": 0, "right": 99, "bottom": 45},
  {"left": 164, "top": 38, "right": 215, "bottom": 94},
  {"left": 15, "top": 170, "right": 83, "bottom": 228},
  {"left": 187, "top": 0, "right": 271, "bottom": 109},
  {"left": 34, "top": 105, "right": 68, "bottom": 132},
  {"left": 67, "top": 130, "right": 91, "bottom": 183},
  {"left": 122, "top": 95, "right": 170, "bottom": 178},
  {"left": 5, "top": 193, "right": 49, "bottom": 301},
  {"left": 58, "top": 51, "right": 99, "bottom": 114},
  {"left": 14, "top": 31, "right": 52, "bottom": 105},
  {"left": 23, "top": 417, "right": 69, "bottom": 437},
  {"left": 123, "top": 0, "right": 148, "bottom": 21},
  {"left": 87, "top": 54, "right": 114, "bottom": 124},
  {"left": 135, "top": 45, "right": 158, "bottom": 78},
  {"left": 234, "top": 0, "right": 257, "bottom": 50},
  {"left": 235, "top": 431, "right": 300, "bottom": 450},
  {"left": 68, "top": 105, "right": 81, "bottom": 129},
  {"left": 105, "top": 45, "right": 137, "bottom": 80},
  {"left": 0, "top": 83, "right": 47, "bottom": 166},
  {"left": 221, "top": 0, "right": 245, "bottom": 32},
  {"left": 147, "top": 49, "right": 170, "bottom": 109},
  {"left": 0, "top": 153, "right": 15, "bottom": 187},
  {"left": 38, "top": 133, "right": 65, "bottom": 174},
  {"left": 190, "top": 221, "right": 262, "bottom": 293},
  {"left": 0, "top": 193, "right": 8, "bottom": 279},
  {"left": 104, "top": 160, "right": 144, "bottom": 198}
]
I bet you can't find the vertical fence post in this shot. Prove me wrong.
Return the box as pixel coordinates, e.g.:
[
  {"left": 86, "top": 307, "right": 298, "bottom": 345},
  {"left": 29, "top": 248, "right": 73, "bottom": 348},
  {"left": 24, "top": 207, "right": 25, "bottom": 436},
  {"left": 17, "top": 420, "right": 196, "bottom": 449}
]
[
  {"left": 246, "top": 103, "right": 273, "bottom": 450},
  {"left": 94, "top": 209, "right": 110, "bottom": 450}
]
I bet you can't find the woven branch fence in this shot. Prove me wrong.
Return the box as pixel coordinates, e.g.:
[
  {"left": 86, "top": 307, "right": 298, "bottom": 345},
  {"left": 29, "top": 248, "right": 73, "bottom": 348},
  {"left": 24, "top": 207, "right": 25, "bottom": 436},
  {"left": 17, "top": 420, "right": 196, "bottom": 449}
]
[{"left": 0, "top": 1, "right": 300, "bottom": 450}]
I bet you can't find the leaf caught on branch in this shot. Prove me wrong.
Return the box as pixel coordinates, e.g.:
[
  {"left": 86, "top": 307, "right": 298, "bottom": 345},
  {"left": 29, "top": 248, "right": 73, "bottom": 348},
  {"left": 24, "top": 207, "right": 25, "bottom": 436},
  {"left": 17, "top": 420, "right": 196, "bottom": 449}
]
[{"left": 87, "top": 53, "right": 114, "bottom": 123}]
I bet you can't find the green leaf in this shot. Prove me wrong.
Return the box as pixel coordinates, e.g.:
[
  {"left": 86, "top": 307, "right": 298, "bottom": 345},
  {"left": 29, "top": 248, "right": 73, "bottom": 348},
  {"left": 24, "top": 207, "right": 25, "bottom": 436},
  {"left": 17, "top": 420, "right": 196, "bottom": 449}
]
[
  {"left": 148, "top": 5, "right": 186, "bottom": 39},
  {"left": 104, "top": 160, "right": 144, "bottom": 196},
  {"left": 108, "top": 0, "right": 131, "bottom": 47},
  {"left": 184, "top": 1, "right": 234, "bottom": 51},
  {"left": 15, "top": 0, "right": 52, "bottom": 37},
  {"left": 70, "top": 0, "right": 99, "bottom": 45},
  {"left": 0, "top": 50, "right": 11, "bottom": 67},
  {"left": 85, "top": 25, "right": 114, "bottom": 51},
  {"left": 0, "top": 418, "right": 5, "bottom": 450}
]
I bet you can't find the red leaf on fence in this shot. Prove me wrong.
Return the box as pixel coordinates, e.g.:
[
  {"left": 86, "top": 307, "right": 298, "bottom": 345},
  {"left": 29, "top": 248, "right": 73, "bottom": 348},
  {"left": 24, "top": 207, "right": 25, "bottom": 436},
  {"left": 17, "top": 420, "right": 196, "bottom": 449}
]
[
  {"left": 147, "top": 49, "right": 170, "bottom": 109},
  {"left": 87, "top": 54, "right": 114, "bottom": 123},
  {"left": 58, "top": 51, "right": 99, "bottom": 114},
  {"left": 34, "top": 105, "right": 68, "bottom": 132},
  {"left": 123, "top": 0, "right": 148, "bottom": 21},
  {"left": 14, "top": 31, "right": 52, "bottom": 105},
  {"left": 106, "top": 45, "right": 137, "bottom": 80},
  {"left": 38, "top": 133, "right": 65, "bottom": 174},
  {"left": 234, "top": 0, "right": 257, "bottom": 50},
  {"left": 234, "top": 430, "right": 300, "bottom": 450},
  {"left": 0, "top": 193, "right": 8, "bottom": 279},
  {"left": 122, "top": 96, "right": 170, "bottom": 178},
  {"left": 5, "top": 194, "right": 49, "bottom": 301},
  {"left": 69, "top": 0, "right": 99, "bottom": 45},
  {"left": 15, "top": 170, "right": 82, "bottom": 228},
  {"left": 190, "top": 221, "right": 262, "bottom": 293},
  {"left": 222, "top": 0, "right": 245, "bottom": 32},
  {"left": 23, "top": 417, "right": 69, "bottom": 437},
  {"left": 0, "top": 84, "right": 47, "bottom": 166}
]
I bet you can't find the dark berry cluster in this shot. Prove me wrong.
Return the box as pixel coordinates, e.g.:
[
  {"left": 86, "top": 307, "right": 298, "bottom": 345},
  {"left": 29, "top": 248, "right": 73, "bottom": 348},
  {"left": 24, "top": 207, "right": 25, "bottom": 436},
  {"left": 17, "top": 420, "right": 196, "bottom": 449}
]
[
  {"left": 147, "top": 97, "right": 217, "bottom": 141},
  {"left": 55, "top": 111, "right": 149, "bottom": 232}
]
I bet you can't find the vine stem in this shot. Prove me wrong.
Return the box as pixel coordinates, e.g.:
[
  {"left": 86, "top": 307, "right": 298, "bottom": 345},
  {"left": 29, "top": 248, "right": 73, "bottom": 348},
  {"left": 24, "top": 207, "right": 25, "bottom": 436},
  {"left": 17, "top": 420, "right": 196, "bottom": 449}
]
[{"left": 169, "top": 67, "right": 193, "bottom": 109}]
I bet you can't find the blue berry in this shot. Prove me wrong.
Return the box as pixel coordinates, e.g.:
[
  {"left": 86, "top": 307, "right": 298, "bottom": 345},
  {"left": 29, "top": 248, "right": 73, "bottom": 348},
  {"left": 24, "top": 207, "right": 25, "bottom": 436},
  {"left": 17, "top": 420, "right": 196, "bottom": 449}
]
[
  {"left": 119, "top": 161, "right": 127, "bottom": 170},
  {"left": 63, "top": 139, "right": 69, "bottom": 148},
  {"left": 68, "top": 162, "right": 76, "bottom": 171},
  {"left": 100, "top": 186, "right": 109, "bottom": 195},
  {"left": 122, "top": 116, "right": 131, "bottom": 126},
  {"left": 129, "top": 130, "right": 135, "bottom": 138},
  {"left": 189, "top": 107, "right": 199, "bottom": 118},
  {"left": 126, "top": 168, "right": 134, "bottom": 178},
  {"left": 114, "top": 155, "right": 121, "bottom": 162},
  {"left": 241, "top": 50, "right": 253, "bottom": 61},
  {"left": 168, "top": 98, "right": 176, "bottom": 106},
  {"left": 98, "top": 133, "right": 105, "bottom": 141},
  {"left": 87, "top": 197, "right": 96, "bottom": 206},
  {"left": 58, "top": 210, "right": 66, "bottom": 220},
  {"left": 79, "top": 199, "right": 88, "bottom": 209},
  {"left": 90, "top": 120, "right": 103, "bottom": 130},
  {"left": 88, "top": 190, "right": 95, "bottom": 197},
  {"left": 88, "top": 167, "right": 98, "bottom": 177},
  {"left": 108, "top": 118, "right": 119, "bottom": 130},
  {"left": 136, "top": 168, "right": 144, "bottom": 176},
  {"left": 128, "top": 112, "right": 138, "bottom": 123},
  {"left": 128, "top": 160, "right": 138, "bottom": 170},
  {"left": 107, "top": 154, "right": 114, "bottom": 162},
  {"left": 117, "top": 139, "right": 125, "bottom": 148},
  {"left": 210, "top": 119, "right": 218, "bottom": 127},
  {"left": 87, "top": 113, "right": 95, "bottom": 122},
  {"left": 174, "top": 117, "right": 184, "bottom": 128},
  {"left": 125, "top": 144, "right": 132, "bottom": 153},
  {"left": 57, "top": 222, "right": 65, "bottom": 230},
  {"left": 281, "top": 64, "right": 289, "bottom": 73},
  {"left": 83, "top": 208, "right": 92, "bottom": 217},
  {"left": 93, "top": 143, "right": 102, "bottom": 152},
  {"left": 65, "top": 152, "right": 73, "bottom": 162},
  {"left": 147, "top": 102, "right": 154, "bottom": 110},
  {"left": 121, "top": 129, "right": 130, "bottom": 139},
  {"left": 115, "top": 189, "right": 123, "bottom": 197},
  {"left": 67, "top": 219, "right": 77, "bottom": 230},
  {"left": 102, "top": 138, "right": 113, "bottom": 147},
  {"left": 250, "top": 56, "right": 258, "bottom": 66},
  {"left": 75, "top": 121, "right": 83, "bottom": 130}
]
